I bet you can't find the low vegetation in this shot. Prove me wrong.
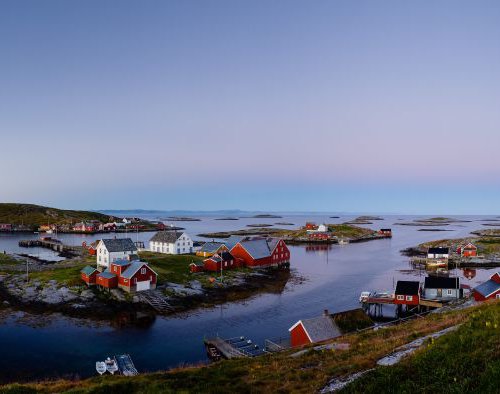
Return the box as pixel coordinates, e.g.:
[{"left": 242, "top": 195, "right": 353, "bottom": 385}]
[
  {"left": 2, "top": 299, "right": 492, "bottom": 393},
  {"left": 0, "top": 203, "right": 117, "bottom": 227}
]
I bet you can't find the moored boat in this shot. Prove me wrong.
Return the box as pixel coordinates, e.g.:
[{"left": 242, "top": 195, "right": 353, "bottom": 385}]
[
  {"left": 105, "top": 357, "right": 118, "bottom": 374},
  {"left": 96, "top": 361, "right": 106, "bottom": 375}
]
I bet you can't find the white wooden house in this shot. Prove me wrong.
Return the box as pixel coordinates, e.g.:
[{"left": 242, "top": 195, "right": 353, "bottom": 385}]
[
  {"left": 96, "top": 238, "right": 138, "bottom": 269},
  {"left": 149, "top": 231, "right": 193, "bottom": 254}
]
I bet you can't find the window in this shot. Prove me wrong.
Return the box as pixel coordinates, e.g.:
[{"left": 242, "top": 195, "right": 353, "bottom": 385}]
[
  {"left": 141, "top": 268, "right": 146, "bottom": 274},
  {"left": 406, "top": 296, "right": 413, "bottom": 301},
  {"left": 397, "top": 295, "right": 404, "bottom": 300},
  {"left": 496, "top": 294, "right": 500, "bottom": 300},
  {"left": 447, "top": 289, "right": 453, "bottom": 295}
]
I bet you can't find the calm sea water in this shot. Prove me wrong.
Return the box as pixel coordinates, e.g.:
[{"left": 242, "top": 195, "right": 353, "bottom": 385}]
[{"left": 0, "top": 214, "right": 497, "bottom": 383}]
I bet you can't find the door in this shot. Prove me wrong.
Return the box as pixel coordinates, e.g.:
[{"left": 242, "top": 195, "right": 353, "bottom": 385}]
[
  {"left": 136, "top": 280, "right": 150, "bottom": 291},
  {"left": 437, "top": 288, "right": 442, "bottom": 298}
]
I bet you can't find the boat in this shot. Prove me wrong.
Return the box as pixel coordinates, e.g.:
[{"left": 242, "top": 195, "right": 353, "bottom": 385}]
[
  {"left": 426, "top": 261, "right": 448, "bottom": 269},
  {"left": 338, "top": 238, "right": 349, "bottom": 245},
  {"left": 105, "top": 357, "right": 119, "bottom": 375},
  {"left": 96, "top": 361, "right": 106, "bottom": 375}
]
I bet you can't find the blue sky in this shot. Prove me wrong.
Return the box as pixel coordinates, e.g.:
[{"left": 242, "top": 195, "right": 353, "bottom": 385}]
[{"left": 2, "top": 1, "right": 500, "bottom": 213}]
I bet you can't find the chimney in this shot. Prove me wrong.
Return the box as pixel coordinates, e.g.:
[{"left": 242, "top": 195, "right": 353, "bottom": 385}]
[{"left": 323, "top": 309, "right": 329, "bottom": 317}]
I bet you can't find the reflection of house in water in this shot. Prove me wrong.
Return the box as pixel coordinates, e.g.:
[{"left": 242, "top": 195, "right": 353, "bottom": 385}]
[
  {"left": 462, "top": 268, "right": 476, "bottom": 280},
  {"left": 305, "top": 244, "right": 332, "bottom": 253}
]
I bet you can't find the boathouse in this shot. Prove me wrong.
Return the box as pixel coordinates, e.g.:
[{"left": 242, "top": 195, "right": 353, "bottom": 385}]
[
  {"left": 230, "top": 237, "right": 290, "bottom": 268},
  {"left": 308, "top": 232, "right": 330, "bottom": 241},
  {"left": 394, "top": 281, "right": 420, "bottom": 306},
  {"left": 378, "top": 228, "right": 392, "bottom": 237},
  {"left": 473, "top": 273, "right": 500, "bottom": 301},
  {"left": 289, "top": 310, "right": 342, "bottom": 347},
  {"left": 189, "top": 262, "right": 205, "bottom": 273},
  {"left": 96, "top": 238, "right": 138, "bottom": 269},
  {"left": 427, "top": 247, "right": 449, "bottom": 259},
  {"left": 96, "top": 271, "right": 118, "bottom": 289},
  {"left": 423, "top": 277, "right": 461, "bottom": 300},
  {"left": 196, "top": 242, "right": 228, "bottom": 257},
  {"left": 203, "top": 252, "right": 239, "bottom": 272},
  {"left": 81, "top": 266, "right": 98, "bottom": 286},
  {"left": 118, "top": 261, "right": 158, "bottom": 292},
  {"left": 457, "top": 243, "right": 477, "bottom": 257}
]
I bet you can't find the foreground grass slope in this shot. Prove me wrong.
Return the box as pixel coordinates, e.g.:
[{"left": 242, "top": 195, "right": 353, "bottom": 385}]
[
  {"left": 343, "top": 303, "right": 500, "bottom": 393},
  {"left": 0, "top": 203, "right": 116, "bottom": 227},
  {"left": 1, "top": 302, "right": 489, "bottom": 394}
]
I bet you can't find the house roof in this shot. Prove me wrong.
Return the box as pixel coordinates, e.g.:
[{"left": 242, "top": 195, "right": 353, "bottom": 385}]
[
  {"left": 97, "top": 271, "right": 117, "bottom": 279},
  {"left": 149, "top": 231, "right": 182, "bottom": 244},
  {"left": 121, "top": 261, "right": 157, "bottom": 279},
  {"left": 238, "top": 239, "right": 272, "bottom": 259},
  {"left": 111, "top": 259, "right": 132, "bottom": 267},
  {"left": 81, "top": 266, "right": 97, "bottom": 276},
  {"left": 395, "top": 281, "right": 420, "bottom": 295},
  {"left": 474, "top": 279, "right": 500, "bottom": 297},
  {"left": 380, "top": 228, "right": 392, "bottom": 232},
  {"left": 428, "top": 247, "right": 449, "bottom": 254},
  {"left": 200, "top": 242, "right": 225, "bottom": 253},
  {"left": 425, "top": 276, "right": 460, "bottom": 289},
  {"left": 207, "top": 252, "right": 234, "bottom": 263},
  {"left": 101, "top": 238, "right": 137, "bottom": 252},
  {"left": 225, "top": 235, "right": 244, "bottom": 250},
  {"left": 289, "top": 315, "right": 341, "bottom": 343}
]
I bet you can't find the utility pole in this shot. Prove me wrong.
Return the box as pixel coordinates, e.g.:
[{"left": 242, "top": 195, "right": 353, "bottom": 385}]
[{"left": 26, "top": 260, "right": 29, "bottom": 283}]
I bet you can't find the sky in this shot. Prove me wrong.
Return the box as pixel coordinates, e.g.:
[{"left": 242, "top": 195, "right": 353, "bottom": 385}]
[{"left": 2, "top": 0, "right": 500, "bottom": 214}]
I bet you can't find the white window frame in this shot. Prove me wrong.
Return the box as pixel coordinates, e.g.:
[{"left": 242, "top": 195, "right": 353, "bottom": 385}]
[{"left": 396, "top": 295, "right": 404, "bottom": 301}]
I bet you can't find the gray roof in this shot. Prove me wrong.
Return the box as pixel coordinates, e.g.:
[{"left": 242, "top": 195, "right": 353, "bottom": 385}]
[
  {"left": 200, "top": 242, "right": 225, "bottom": 253},
  {"left": 150, "top": 231, "right": 182, "bottom": 243},
  {"left": 81, "top": 266, "right": 97, "bottom": 276},
  {"left": 112, "top": 259, "right": 131, "bottom": 266},
  {"left": 474, "top": 279, "right": 500, "bottom": 297},
  {"left": 101, "top": 238, "right": 137, "bottom": 253},
  {"left": 97, "top": 271, "right": 117, "bottom": 279},
  {"left": 207, "top": 252, "right": 234, "bottom": 263},
  {"left": 238, "top": 239, "right": 272, "bottom": 259},
  {"left": 225, "top": 235, "right": 244, "bottom": 250},
  {"left": 300, "top": 315, "right": 342, "bottom": 343},
  {"left": 121, "top": 261, "right": 150, "bottom": 279}
]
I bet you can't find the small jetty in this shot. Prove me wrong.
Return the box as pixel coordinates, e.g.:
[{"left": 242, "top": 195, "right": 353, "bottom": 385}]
[
  {"left": 96, "top": 354, "right": 138, "bottom": 376},
  {"left": 18, "top": 238, "right": 82, "bottom": 254},
  {"left": 204, "top": 336, "right": 268, "bottom": 361}
]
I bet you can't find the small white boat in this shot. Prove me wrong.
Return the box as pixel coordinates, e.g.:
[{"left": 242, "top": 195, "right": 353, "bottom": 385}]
[
  {"left": 96, "top": 361, "right": 106, "bottom": 375},
  {"left": 105, "top": 357, "right": 119, "bottom": 375}
]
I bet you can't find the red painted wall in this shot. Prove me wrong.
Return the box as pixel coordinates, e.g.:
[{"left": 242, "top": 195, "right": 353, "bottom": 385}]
[
  {"left": 81, "top": 271, "right": 97, "bottom": 285},
  {"left": 394, "top": 294, "right": 420, "bottom": 305},
  {"left": 290, "top": 324, "right": 311, "bottom": 347},
  {"left": 118, "top": 264, "right": 157, "bottom": 287},
  {"left": 97, "top": 275, "right": 118, "bottom": 288}
]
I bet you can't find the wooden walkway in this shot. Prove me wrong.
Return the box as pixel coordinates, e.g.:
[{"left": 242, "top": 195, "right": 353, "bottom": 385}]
[{"left": 139, "top": 290, "right": 173, "bottom": 313}]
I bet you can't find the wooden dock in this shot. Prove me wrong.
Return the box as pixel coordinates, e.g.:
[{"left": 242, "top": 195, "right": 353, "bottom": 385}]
[
  {"left": 204, "top": 336, "right": 268, "bottom": 360},
  {"left": 115, "top": 354, "right": 138, "bottom": 376},
  {"left": 18, "top": 238, "right": 82, "bottom": 254}
]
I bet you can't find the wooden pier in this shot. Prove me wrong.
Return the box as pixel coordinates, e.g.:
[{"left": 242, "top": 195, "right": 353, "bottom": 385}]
[
  {"left": 18, "top": 238, "right": 83, "bottom": 254},
  {"left": 115, "top": 354, "right": 138, "bottom": 376},
  {"left": 204, "top": 336, "right": 268, "bottom": 360}
]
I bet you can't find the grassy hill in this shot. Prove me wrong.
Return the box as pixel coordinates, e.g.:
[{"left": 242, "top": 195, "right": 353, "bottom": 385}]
[
  {"left": 2, "top": 300, "right": 495, "bottom": 393},
  {"left": 0, "top": 203, "right": 119, "bottom": 227}
]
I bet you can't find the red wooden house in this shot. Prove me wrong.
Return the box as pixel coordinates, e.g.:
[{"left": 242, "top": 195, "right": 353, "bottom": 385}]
[
  {"left": 189, "top": 262, "right": 205, "bottom": 273},
  {"left": 473, "top": 273, "right": 500, "bottom": 301},
  {"left": 394, "top": 281, "right": 420, "bottom": 306},
  {"left": 0, "top": 224, "right": 12, "bottom": 232},
  {"left": 92, "top": 259, "right": 157, "bottom": 292},
  {"left": 457, "top": 243, "right": 477, "bottom": 257},
  {"left": 304, "top": 222, "right": 318, "bottom": 230},
  {"left": 96, "top": 271, "right": 118, "bottom": 289},
  {"left": 230, "top": 237, "right": 290, "bottom": 268},
  {"left": 378, "top": 228, "right": 392, "bottom": 237},
  {"left": 308, "top": 233, "right": 330, "bottom": 241},
  {"left": 203, "top": 252, "right": 240, "bottom": 272},
  {"left": 81, "top": 266, "right": 98, "bottom": 286}
]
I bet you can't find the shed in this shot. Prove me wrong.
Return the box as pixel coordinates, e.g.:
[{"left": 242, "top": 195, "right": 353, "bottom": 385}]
[
  {"left": 81, "top": 266, "right": 98, "bottom": 286},
  {"left": 96, "top": 271, "right": 118, "bottom": 289},
  {"left": 473, "top": 272, "right": 500, "bottom": 301},
  {"left": 423, "top": 277, "right": 461, "bottom": 300},
  {"left": 427, "top": 247, "right": 449, "bottom": 259},
  {"left": 289, "top": 311, "right": 342, "bottom": 348},
  {"left": 394, "top": 281, "right": 420, "bottom": 305}
]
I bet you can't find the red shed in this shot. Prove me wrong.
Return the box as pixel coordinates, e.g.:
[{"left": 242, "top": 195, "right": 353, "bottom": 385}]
[
  {"left": 189, "top": 262, "right": 204, "bottom": 273},
  {"left": 96, "top": 271, "right": 118, "bottom": 289},
  {"left": 308, "top": 233, "right": 330, "bottom": 241},
  {"left": 304, "top": 222, "right": 318, "bottom": 230},
  {"left": 118, "top": 261, "right": 158, "bottom": 292},
  {"left": 289, "top": 311, "right": 341, "bottom": 348},
  {"left": 473, "top": 272, "right": 500, "bottom": 301},
  {"left": 458, "top": 243, "right": 477, "bottom": 258},
  {"left": 203, "top": 252, "right": 239, "bottom": 272},
  {"left": 378, "top": 228, "right": 392, "bottom": 237},
  {"left": 81, "top": 266, "right": 98, "bottom": 286},
  {"left": 394, "top": 281, "right": 420, "bottom": 306}
]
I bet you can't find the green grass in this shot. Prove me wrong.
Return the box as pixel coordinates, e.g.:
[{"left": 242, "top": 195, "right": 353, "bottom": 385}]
[
  {"left": 342, "top": 302, "right": 500, "bottom": 393},
  {"left": 138, "top": 252, "right": 204, "bottom": 285},
  {"left": 0, "top": 203, "right": 118, "bottom": 227},
  {"left": 0, "top": 253, "right": 19, "bottom": 266},
  {"left": 28, "top": 263, "right": 88, "bottom": 287},
  {"left": 327, "top": 224, "right": 374, "bottom": 238}
]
